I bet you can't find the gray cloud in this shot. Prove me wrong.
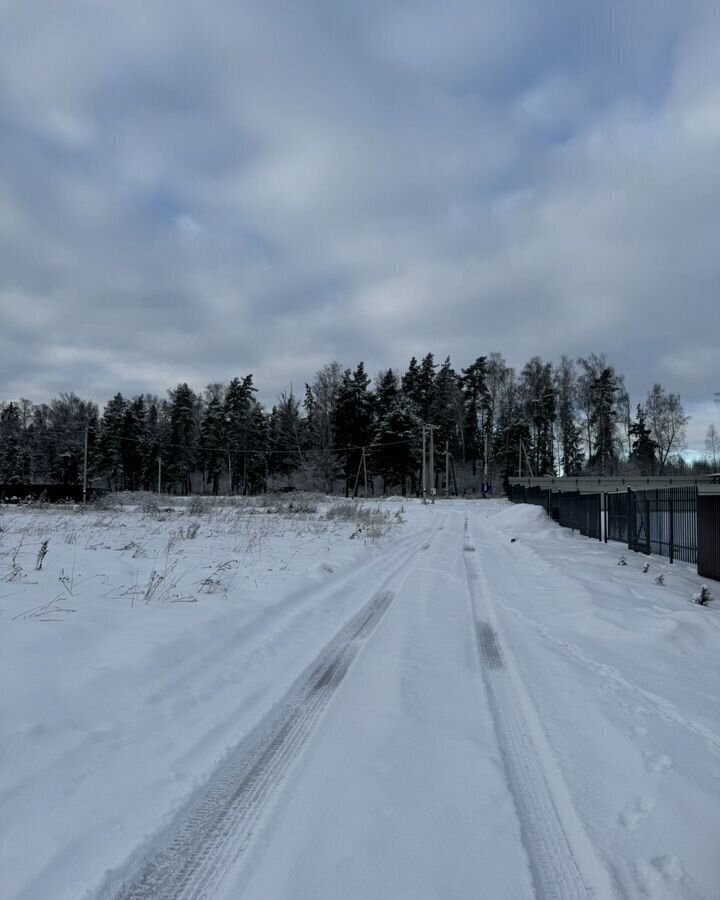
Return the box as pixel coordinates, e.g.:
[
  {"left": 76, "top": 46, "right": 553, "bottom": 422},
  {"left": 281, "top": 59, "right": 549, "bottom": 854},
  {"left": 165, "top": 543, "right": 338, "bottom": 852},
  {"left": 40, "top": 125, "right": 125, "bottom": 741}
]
[{"left": 0, "top": 0, "right": 718, "bottom": 447}]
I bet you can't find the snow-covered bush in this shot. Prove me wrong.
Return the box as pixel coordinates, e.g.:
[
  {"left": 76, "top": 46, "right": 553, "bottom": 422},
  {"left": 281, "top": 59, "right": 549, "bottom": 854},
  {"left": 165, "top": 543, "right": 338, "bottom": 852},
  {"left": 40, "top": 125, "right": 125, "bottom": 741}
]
[
  {"left": 693, "top": 584, "right": 714, "bottom": 606},
  {"left": 617, "top": 555, "right": 627, "bottom": 566}
]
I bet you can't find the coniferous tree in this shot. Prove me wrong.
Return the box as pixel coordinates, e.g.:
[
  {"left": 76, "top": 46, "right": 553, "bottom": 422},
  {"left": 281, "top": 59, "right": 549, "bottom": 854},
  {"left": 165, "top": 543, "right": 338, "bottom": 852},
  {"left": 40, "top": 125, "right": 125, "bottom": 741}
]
[
  {"left": 44, "top": 394, "right": 99, "bottom": 485},
  {"left": 98, "top": 393, "right": 127, "bottom": 489},
  {"left": 244, "top": 400, "right": 269, "bottom": 492},
  {"left": 520, "top": 358, "right": 556, "bottom": 476},
  {"left": 0, "top": 403, "right": 23, "bottom": 488},
  {"left": 629, "top": 405, "right": 657, "bottom": 475},
  {"left": 555, "top": 356, "right": 583, "bottom": 476},
  {"left": 374, "top": 369, "right": 400, "bottom": 423},
  {"left": 370, "top": 396, "right": 421, "bottom": 496},
  {"left": 269, "top": 390, "right": 305, "bottom": 478},
  {"left": 224, "top": 376, "right": 256, "bottom": 493},
  {"left": 401, "top": 357, "right": 421, "bottom": 408},
  {"left": 588, "top": 367, "right": 620, "bottom": 475},
  {"left": 332, "top": 363, "right": 373, "bottom": 496},
  {"left": 201, "top": 385, "right": 226, "bottom": 495},
  {"left": 120, "top": 396, "right": 146, "bottom": 490},
  {"left": 167, "top": 383, "right": 200, "bottom": 493},
  {"left": 415, "top": 353, "right": 437, "bottom": 422},
  {"left": 430, "top": 357, "right": 463, "bottom": 485},
  {"left": 460, "top": 356, "right": 489, "bottom": 475}
]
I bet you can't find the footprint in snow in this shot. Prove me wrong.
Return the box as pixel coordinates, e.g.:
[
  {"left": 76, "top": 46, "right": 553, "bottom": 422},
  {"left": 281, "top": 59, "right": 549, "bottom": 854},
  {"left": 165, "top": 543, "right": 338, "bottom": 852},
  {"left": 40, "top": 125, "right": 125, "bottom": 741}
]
[
  {"left": 636, "top": 855, "right": 685, "bottom": 893},
  {"left": 642, "top": 751, "right": 673, "bottom": 774},
  {"left": 619, "top": 797, "right": 654, "bottom": 831}
]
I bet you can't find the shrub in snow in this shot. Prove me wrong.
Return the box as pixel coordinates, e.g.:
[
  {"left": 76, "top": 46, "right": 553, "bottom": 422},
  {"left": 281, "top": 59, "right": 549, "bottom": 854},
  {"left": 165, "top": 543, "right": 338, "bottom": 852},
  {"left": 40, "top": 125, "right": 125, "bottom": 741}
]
[
  {"left": 642, "top": 562, "right": 650, "bottom": 573},
  {"left": 617, "top": 555, "right": 627, "bottom": 566},
  {"left": 655, "top": 574, "right": 665, "bottom": 586},
  {"left": 35, "top": 540, "right": 49, "bottom": 570},
  {"left": 693, "top": 584, "right": 714, "bottom": 606}
]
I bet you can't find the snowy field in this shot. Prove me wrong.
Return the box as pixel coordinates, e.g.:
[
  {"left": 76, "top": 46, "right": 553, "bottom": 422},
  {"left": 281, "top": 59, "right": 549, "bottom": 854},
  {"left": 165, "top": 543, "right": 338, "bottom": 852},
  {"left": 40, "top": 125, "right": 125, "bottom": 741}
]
[{"left": 1, "top": 496, "right": 719, "bottom": 900}]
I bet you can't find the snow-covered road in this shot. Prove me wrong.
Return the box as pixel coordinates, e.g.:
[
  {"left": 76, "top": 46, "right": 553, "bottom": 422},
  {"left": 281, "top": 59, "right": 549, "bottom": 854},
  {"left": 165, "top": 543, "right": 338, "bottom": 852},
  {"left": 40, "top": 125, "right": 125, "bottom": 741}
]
[{"left": 2, "top": 498, "right": 719, "bottom": 900}]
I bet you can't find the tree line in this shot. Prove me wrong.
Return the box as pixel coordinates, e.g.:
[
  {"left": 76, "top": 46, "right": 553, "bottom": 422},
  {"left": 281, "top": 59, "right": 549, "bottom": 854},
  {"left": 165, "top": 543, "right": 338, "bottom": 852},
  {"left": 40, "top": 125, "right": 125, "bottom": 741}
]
[{"left": 0, "top": 352, "right": 715, "bottom": 496}]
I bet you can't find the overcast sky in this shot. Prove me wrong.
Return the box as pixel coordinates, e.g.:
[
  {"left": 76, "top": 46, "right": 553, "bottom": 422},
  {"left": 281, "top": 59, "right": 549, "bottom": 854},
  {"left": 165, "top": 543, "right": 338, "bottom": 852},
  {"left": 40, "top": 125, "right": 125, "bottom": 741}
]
[{"left": 1, "top": 0, "right": 718, "bottom": 450}]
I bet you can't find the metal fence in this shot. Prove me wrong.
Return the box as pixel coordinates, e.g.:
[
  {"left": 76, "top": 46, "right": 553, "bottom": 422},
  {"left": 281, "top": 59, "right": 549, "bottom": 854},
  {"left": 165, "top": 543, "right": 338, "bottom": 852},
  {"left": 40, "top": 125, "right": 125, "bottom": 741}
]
[
  {"left": 625, "top": 487, "right": 698, "bottom": 564},
  {"left": 509, "top": 484, "right": 601, "bottom": 540},
  {"left": 607, "top": 492, "right": 629, "bottom": 544},
  {"left": 555, "top": 491, "right": 601, "bottom": 539},
  {"left": 508, "top": 479, "right": 718, "bottom": 580},
  {"left": 697, "top": 495, "right": 720, "bottom": 580}
]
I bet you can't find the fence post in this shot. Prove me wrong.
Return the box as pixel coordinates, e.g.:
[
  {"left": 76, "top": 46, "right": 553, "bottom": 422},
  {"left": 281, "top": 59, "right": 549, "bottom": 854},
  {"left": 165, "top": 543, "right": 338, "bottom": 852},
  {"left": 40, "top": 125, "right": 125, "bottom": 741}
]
[
  {"left": 669, "top": 494, "right": 674, "bottom": 564},
  {"left": 604, "top": 493, "right": 608, "bottom": 543},
  {"left": 627, "top": 487, "right": 634, "bottom": 551}
]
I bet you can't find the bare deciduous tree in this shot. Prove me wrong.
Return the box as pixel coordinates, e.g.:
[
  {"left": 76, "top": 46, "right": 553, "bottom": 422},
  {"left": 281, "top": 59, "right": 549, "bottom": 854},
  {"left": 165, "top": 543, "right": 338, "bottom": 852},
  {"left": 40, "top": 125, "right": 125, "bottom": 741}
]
[
  {"left": 706, "top": 423, "right": 719, "bottom": 470},
  {"left": 644, "top": 383, "right": 690, "bottom": 475}
]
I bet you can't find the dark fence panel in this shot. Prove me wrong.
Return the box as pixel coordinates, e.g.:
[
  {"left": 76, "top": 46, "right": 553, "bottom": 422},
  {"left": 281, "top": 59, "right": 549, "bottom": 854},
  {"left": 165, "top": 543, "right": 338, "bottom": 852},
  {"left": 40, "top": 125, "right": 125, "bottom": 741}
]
[
  {"left": 524, "top": 485, "right": 551, "bottom": 513},
  {"left": 697, "top": 495, "right": 720, "bottom": 581},
  {"left": 628, "top": 486, "right": 697, "bottom": 564},
  {"left": 557, "top": 491, "right": 601, "bottom": 539},
  {"left": 607, "top": 492, "right": 629, "bottom": 543}
]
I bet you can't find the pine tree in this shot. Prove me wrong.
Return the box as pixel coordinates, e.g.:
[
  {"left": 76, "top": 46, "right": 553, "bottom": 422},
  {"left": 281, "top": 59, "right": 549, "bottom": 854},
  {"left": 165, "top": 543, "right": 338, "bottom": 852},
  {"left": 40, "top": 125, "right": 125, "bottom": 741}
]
[
  {"left": 120, "top": 396, "right": 146, "bottom": 490},
  {"left": 370, "top": 397, "right": 421, "bottom": 496},
  {"left": 588, "top": 368, "right": 620, "bottom": 475},
  {"left": 460, "top": 356, "right": 489, "bottom": 475},
  {"left": 555, "top": 356, "right": 583, "bottom": 476},
  {"left": 269, "top": 390, "right": 305, "bottom": 478},
  {"left": 520, "top": 357, "right": 555, "bottom": 476},
  {"left": 167, "top": 383, "right": 200, "bottom": 494},
  {"left": 0, "top": 403, "right": 23, "bottom": 488},
  {"left": 200, "top": 385, "right": 226, "bottom": 495},
  {"left": 629, "top": 405, "right": 657, "bottom": 475},
  {"left": 224, "top": 376, "right": 256, "bottom": 493},
  {"left": 97, "top": 393, "right": 127, "bottom": 489},
  {"left": 401, "top": 357, "right": 421, "bottom": 409},
  {"left": 430, "top": 357, "right": 463, "bottom": 485},
  {"left": 374, "top": 369, "right": 399, "bottom": 422},
  {"left": 244, "top": 401, "right": 269, "bottom": 493},
  {"left": 332, "top": 363, "right": 373, "bottom": 496}
]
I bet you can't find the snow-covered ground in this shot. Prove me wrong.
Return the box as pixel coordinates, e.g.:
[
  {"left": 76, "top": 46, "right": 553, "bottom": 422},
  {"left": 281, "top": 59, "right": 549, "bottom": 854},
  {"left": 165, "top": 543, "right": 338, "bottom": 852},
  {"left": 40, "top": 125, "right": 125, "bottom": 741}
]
[{"left": 1, "top": 496, "right": 718, "bottom": 900}]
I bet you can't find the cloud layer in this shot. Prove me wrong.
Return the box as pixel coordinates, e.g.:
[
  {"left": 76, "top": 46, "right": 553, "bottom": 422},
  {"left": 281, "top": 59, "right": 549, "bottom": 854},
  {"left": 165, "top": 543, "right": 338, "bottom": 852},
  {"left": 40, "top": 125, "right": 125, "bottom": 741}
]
[{"left": 1, "top": 0, "right": 718, "bottom": 447}]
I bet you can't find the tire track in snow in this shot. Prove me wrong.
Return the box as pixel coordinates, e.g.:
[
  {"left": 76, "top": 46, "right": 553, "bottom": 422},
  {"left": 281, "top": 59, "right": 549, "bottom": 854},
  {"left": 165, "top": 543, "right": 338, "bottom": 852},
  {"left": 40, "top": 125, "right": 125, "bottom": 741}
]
[
  {"left": 494, "top": 596, "right": 720, "bottom": 759},
  {"left": 462, "top": 515, "right": 618, "bottom": 900},
  {"left": 96, "top": 518, "right": 443, "bottom": 900}
]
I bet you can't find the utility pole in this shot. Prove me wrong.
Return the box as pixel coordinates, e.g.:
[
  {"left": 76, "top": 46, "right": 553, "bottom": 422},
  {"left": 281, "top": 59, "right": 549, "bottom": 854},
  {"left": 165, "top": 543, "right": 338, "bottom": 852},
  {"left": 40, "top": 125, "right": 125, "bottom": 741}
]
[
  {"left": 445, "top": 441, "right": 450, "bottom": 497},
  {"left": 82, "top": 425, "right": 88, "bottom": 504},
  {"left": 157, "top": 456, "right": 162, "bottom": 495},
  {"left": 428, "top": 426, "right": 435, "bottom": 503},
  {"left": 483, "top": 430, "right": 489, "bottom": 483},
  {"left": 227, "top": 452, "right": 232, "bottom": 495},
  {"left": 362, "top": 447, "right": 369, "bottom": 498},
  {"left": 421, "top": 426, "right": 427, "bottom": 503},
  {"left": 352, "top": 449, "right": 366, "bottom": 499},
  {"left": 518, "top": 436, "right": 522, "bottom": 478}
]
